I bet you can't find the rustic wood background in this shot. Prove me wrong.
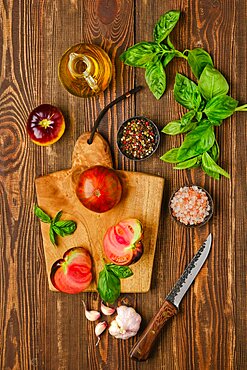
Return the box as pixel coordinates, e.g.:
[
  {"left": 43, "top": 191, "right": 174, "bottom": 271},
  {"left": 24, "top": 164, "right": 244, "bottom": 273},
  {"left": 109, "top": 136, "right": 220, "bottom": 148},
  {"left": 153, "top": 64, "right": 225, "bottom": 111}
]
[{"left": 0, "top": 0, "right": 246, "bottom": 369}]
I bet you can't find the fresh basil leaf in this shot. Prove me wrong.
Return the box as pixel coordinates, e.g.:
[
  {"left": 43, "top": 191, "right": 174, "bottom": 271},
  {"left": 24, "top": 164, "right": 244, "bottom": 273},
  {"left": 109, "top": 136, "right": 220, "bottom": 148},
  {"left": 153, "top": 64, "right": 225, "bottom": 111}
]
[
  {"left": 53, "top": 210, "right": 63, "bottom": 224},
  {"left": 162, "top": 117, "right": 196, "bottom": 135},
  {"left": 196, "top": 111, "right": 203, "bottom": 121},
  {"left": 153, "top": 10, "right": 180, "bottom": 43},
  {"left": 53, "top": 220, "right": 77, "bottom": 236},
  {"left": 145, "top": 60, "right": 166, "bottom": 99},
  {"left": 177, "top": 123, "right": 215, "bottom": 161},
  {"left": 163, "top": 52, "right": 175, "bottom": 67},
  {"left": 208, "top": 140, "right": 220, "bottom": 162},
  {"left": 174, "top": 73, "right": 201, "bottom": 110},
  {"left": 191, "top": 155, "right": 202, "bottom": 168},
  {"left": 162, "top": 120, "right": 182, "bottom": 135},
  {"left": 49, "top": 226, "right": 56, "bottom": 245},
  {"left": 209, "top": 119, "right": 222, "bottom": 126},
  {"left": 160, "top": 148, "right": 179, "bottom": 163},
  {"left": 181, "top": 110, "right": 195, "bottom": 126},
  {"left": 166, "top": 35, "right": 175, "bottom": 49},
  {"left": 187, "top": 48, "right": 213, "bottom": 79},
  {"left": 97, "top": 267, "right": 120, "bottom": 304},
  {"left": 34, "top": 205, "right": 51, "bottom": 223},
  {"left": 120, "top": 42, "right": 161, "bottom": 68},
  {"left": 202, "top": 164, "right": 220, "bottom": 180},
  {"left": 204, "top": 95, "right": 238, "bottom": 120},
  {"left": 198, "top": 65, "right": 229, "bottom": 101},
  {"left": 106, "top": 264, "right": 133, "bottom": 279},
  {"left": 202, "top": 152, "right": 230, "bottom": 178},
  {"left": 174, "top": 157, "right": 198, "bottom": 169}
]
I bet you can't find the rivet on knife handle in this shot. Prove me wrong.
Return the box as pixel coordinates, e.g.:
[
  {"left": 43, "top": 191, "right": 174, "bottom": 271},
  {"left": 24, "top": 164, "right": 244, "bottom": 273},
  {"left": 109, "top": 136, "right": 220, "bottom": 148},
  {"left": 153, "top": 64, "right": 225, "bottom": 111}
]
[{"left": 129, "top": 300, "right": 177, "bottom": 361}]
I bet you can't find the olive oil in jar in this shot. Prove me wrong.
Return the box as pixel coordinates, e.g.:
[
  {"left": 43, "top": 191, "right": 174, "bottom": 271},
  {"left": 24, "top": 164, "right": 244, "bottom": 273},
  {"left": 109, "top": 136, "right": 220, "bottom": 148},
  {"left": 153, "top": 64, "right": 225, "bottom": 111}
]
[{"left": 58, "top": 43, "right": 112, "bottom": 98}]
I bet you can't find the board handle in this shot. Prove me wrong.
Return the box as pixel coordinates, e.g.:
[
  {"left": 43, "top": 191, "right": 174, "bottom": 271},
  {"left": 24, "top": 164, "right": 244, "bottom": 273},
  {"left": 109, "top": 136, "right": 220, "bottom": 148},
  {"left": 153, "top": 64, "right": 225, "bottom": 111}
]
[{"left": 129, "top": 300, "right": 178, "bottom": 361}]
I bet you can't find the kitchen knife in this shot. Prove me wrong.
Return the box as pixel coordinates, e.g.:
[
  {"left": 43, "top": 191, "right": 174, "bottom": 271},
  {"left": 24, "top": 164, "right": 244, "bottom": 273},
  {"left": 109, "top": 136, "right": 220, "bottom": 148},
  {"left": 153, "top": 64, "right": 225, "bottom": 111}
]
[{"left": 130, "top": 233, "right": 212, "bottom": 361}]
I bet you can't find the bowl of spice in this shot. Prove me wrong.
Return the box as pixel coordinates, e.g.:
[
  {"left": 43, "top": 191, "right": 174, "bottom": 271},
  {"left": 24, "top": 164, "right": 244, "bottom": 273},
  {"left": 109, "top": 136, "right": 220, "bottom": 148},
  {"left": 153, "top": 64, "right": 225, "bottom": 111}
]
[
  {"left": 169, "top": 185, "right": 213, "bottom": 227},
  {"left": 117, "top": 116, "right": 160, "bottom": 161}
]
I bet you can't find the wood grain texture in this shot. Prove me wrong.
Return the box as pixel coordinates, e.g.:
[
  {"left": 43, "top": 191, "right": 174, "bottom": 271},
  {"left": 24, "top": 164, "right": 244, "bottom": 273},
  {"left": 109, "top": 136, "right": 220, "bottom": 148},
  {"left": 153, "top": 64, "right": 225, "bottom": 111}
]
[
  {"left": 0, "top": 0, "right": 246, "bottom": 369},
  {"left": 35, "top": 132, "right": 164, "bottom": 293}
]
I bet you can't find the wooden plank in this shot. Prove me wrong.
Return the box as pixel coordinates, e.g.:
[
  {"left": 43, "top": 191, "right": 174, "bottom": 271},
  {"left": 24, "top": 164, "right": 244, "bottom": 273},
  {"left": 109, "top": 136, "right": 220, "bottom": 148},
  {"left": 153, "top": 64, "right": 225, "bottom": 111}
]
[{"left": 133, "top": 1, "right": 246, "bottom": 370}]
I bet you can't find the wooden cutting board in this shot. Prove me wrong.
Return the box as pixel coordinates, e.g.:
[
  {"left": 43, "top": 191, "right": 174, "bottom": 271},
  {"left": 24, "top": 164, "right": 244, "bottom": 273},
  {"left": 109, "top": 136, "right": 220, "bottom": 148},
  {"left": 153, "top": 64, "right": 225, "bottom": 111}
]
[{"left": 35, "top": 132, "right": 164, "bottom": 293}]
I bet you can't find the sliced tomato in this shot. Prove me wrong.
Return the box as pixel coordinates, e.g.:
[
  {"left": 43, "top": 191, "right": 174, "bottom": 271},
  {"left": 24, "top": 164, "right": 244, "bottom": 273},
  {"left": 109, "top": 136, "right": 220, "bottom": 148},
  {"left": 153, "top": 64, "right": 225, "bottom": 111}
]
[
  {"left": 103, "top": 219, "right": 144, "bottom": 266},
  {"left": 50, "top": 247, "right": 92, "bottom": 294}
]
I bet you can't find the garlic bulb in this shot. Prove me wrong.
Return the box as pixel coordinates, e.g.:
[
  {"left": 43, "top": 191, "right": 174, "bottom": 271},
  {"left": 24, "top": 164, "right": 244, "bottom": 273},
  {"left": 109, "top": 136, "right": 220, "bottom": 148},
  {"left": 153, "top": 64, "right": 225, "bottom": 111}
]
[
  {"left": 95, "top": 321, "right": 107, "bottom": 346},
  {"left": 101, "top": 301, "right": 115, "bottom": 316},
  {"left": 109, "top": 305, "right": 141, "bottom": 339},
  {"left": 82, "top": 300, "right": 101, "bottom": 321}
]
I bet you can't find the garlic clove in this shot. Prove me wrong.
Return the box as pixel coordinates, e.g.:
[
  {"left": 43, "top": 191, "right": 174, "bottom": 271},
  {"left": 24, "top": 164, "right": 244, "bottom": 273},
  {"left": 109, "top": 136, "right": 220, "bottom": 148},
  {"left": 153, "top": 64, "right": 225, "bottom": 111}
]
[
  {"left": 82, "top": 300, "right": 101, "bottom": 321},
  {"left": 95, "top": 321, "right": 107, "bottom": 346},
  {"left": 101, "top": 301, "right": 115, "bottom": 316}
]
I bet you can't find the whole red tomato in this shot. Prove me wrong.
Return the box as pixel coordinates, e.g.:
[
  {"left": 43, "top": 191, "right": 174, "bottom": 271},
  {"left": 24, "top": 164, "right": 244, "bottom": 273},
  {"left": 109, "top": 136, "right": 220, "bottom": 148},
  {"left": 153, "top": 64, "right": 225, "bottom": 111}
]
[
  {"left": 26, "top": 104, "right": 65, "bottom": 146},
  {"left": 76, "top": 165, "right": 122, "bottom": 213}
]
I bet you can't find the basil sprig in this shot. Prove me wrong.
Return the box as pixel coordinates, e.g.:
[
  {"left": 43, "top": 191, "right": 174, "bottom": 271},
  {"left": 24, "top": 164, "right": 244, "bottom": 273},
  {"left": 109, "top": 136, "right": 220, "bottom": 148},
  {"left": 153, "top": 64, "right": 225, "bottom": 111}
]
[
  {"left": 161, "top": 52, "right": 247, "bottom": 179},
  {"left": 120, "top": 10, "right": 186, "bottom": 99},
  {"left": 34, "top": 205, "right": 77, "bottom": 246},
  {"left": 97, "top": 263, "right": 133, "bottom": 304}
]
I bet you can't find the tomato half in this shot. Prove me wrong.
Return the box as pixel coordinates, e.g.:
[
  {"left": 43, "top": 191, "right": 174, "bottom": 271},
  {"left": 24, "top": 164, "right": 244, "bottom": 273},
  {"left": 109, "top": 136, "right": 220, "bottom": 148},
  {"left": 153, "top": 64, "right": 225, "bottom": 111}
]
[
  {"left": 103, "top": 219, "right": 144, "bottom": 266},
  {"left": 50, "top": 247, "right": 92, "bottom": 294}
]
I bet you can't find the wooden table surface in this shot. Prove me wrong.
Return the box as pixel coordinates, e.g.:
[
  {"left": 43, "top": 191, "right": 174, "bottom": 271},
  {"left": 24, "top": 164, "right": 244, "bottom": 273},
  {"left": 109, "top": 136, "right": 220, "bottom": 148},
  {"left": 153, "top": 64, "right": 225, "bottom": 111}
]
[{"left": 1, "top": 1, "right": 246, "bottom": 369}]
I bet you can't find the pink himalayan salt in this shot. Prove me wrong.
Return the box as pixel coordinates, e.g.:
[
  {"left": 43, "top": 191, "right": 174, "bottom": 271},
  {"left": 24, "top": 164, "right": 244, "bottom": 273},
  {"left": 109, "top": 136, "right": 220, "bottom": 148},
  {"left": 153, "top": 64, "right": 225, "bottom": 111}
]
[{"left": 170, "top": 186, "right": 211, "bottom": 225}]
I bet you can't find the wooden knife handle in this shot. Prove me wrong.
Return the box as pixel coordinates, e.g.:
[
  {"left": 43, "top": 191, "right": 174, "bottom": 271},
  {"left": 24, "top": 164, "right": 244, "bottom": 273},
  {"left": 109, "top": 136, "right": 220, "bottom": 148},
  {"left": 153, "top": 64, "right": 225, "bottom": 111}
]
[{"left": 129, "top": 300, "right": 178, "bottom": 361}]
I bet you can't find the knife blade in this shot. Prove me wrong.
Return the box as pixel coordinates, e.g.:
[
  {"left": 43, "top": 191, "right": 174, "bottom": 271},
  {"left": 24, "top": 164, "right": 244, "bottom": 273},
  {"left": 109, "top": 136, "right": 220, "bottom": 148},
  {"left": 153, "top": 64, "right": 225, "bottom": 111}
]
[{"left": 130, "top": 233, "right": 212, "bottom": 361}]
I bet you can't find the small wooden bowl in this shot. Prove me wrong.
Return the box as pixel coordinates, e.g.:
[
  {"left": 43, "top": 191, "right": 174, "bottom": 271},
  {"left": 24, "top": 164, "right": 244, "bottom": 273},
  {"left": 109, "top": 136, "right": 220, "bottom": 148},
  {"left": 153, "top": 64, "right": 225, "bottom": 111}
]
[
  {"left": 169, "top": 185, "right": 214, "bottom": 228},
  {"left": 117, "top": 116, "right": 160, "bottom": 161}
]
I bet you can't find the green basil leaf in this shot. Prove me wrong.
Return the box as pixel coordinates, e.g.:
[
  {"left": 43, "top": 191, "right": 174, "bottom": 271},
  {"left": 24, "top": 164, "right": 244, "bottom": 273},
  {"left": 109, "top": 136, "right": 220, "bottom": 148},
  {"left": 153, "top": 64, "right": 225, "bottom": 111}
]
[
  {"left": 49, "top": 226, "right": 56, "bottom": 245},
  {"left": 153, "top": 10, "right": 180, "bottom": 43},
  {"left": 180, "top": 110, "right": 195, "bottom": 126},
  {"left": 145, "top": 60, "right": 166, "bottom": 99},
  {"left": 163, "top": 52, "right": 175, "bottom": 67},
  {"left": 160, "top": 148, "right": 179, "bottom": 163},
  {"left": 187, "top": 48, "right": 213, "bottom": 79},
  {"left": 53, "top": 220, "right": 77, "bottom": 236},
  {"left": 196, "top": 111, "right": 203, "bottom": 121},
  {"left": 204, "top": 95, "right": 238, "bottom": 120},
  {"left": 177, "top": 123, "right": 215, "bottom": 161},
  {"left": 202, "top": 152, "right": 230, "bottom": 178},
  {"left": 174, "top": 73, "right": 201, "bottom": 110},
  {"left": 201, "top": 164, "right": 220, "bottom": 180},
  {"left": 191, "top": 155, "right": 202, "bottom": 168},
  {"left": 106, "top": 264, "right": 133, "bottom": 279},
  {"left": 53, "top": 210, "right": 63, "bottom": 224},
  {"left": 162, "top": 120, "right": 182, "bottom": 135},
  {"left": 162, "top": 118, "right": 196, "bottom": 135},
  {"left": 120, "top": 42, "right": 161, "bottom": 68},
  {"left": 209, "top": 119, "right": 222, "bottom": 126},
  {"left": 202, "top": 152, "right": 230, "bottom": 179},
  {"left": 174, "top": 157, "right": 198, "bottom": 169},
  {"left": 34, "top": 205, "right": 51, "bottom": 223},
  {"left": 97, "top": 267, "right": 120, "bottom": 304},
  {"left": 198, "top": 65, "right": 229, "bottom": 101},
  {"left": 207, "top": 140, "right": 220, "bottom": 162}
]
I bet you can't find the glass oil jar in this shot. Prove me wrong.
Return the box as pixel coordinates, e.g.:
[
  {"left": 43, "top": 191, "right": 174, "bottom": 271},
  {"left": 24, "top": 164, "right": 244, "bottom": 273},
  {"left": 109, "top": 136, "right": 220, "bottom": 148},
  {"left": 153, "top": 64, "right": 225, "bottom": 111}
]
[{"left": 58, "top": 43, "right": 112, "bottom": 98}]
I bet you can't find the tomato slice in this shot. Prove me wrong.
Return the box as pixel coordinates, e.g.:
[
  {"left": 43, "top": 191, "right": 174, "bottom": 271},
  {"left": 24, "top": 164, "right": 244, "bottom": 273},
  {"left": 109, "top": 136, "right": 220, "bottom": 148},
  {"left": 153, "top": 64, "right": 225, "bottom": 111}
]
[
  {"left": 103, "top": 219, "right": 144, "bottom": 266},
  {"left": 50, "top": 247, "right": 92, "bottom": 293}
]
